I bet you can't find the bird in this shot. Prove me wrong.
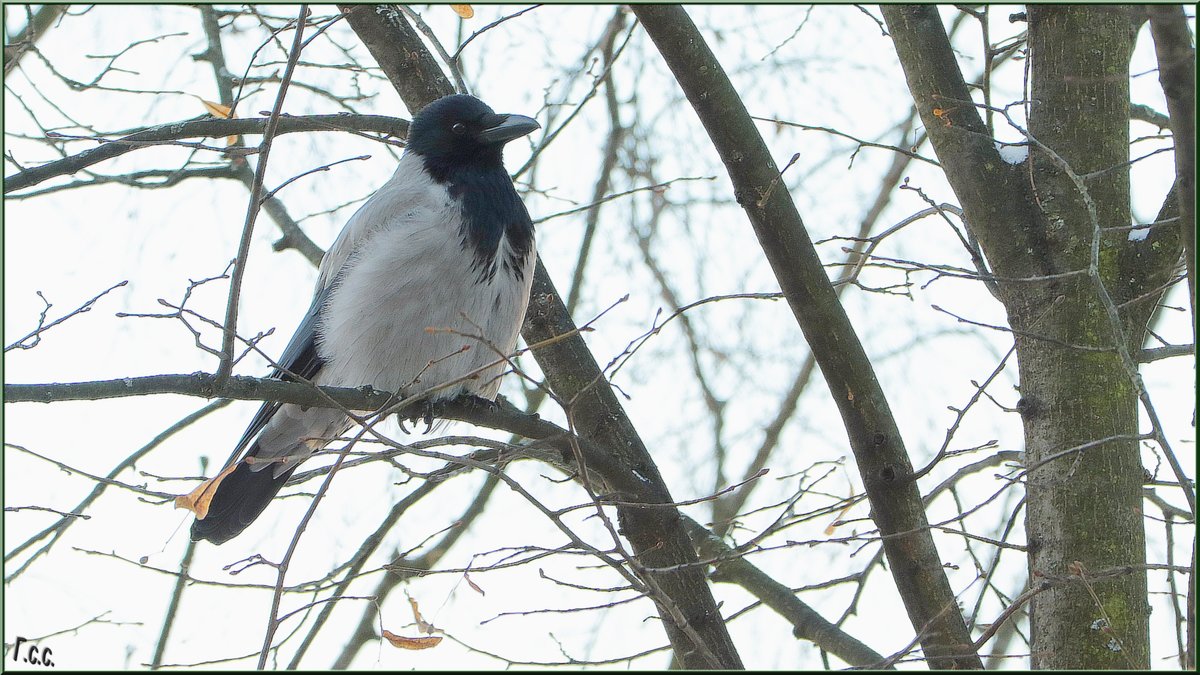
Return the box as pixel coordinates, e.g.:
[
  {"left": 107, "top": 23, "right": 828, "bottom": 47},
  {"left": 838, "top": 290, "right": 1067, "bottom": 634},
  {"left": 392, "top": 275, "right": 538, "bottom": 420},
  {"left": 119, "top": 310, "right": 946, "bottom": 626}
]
[{"left": 190, "top": 94, "right": 540, "bottom": 544}]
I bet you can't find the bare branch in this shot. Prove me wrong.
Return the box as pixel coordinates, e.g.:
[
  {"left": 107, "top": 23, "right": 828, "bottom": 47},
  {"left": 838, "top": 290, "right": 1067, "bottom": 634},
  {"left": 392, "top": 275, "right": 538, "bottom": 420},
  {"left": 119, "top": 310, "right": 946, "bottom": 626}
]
[
  {"left": 3, "top": 5, "right": 65, "bottom": 75},
  {"left": 217, "top": 6, "right": 312, "bottom": 383},
  {"left": 634, "top": 5, "right": 982, "bottom": 667},
  {"left": 4, "top": 114, "right": 409, "bottom": 194},
  {"left": 5, "top": 280, "right": 128, "bottom": 352},
  {"left": 1147, "top": 5, "right": 1196, "bottom": 322}
]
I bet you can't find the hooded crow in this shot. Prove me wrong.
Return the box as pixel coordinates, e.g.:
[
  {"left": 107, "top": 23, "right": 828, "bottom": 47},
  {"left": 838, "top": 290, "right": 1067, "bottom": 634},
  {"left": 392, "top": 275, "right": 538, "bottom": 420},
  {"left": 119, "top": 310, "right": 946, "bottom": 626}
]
[{"left": 191, "top": 94, "right": 540, "bottom": 544}]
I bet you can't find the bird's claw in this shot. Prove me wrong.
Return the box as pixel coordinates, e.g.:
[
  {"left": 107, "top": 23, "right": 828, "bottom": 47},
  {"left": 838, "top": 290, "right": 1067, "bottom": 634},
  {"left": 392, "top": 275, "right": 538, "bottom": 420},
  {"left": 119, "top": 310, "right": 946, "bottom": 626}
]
[
  {"left": 401, "top": 398, "right": 437, "bottom": 434},
  {"left": 421, "top": 400, "right": 435, "bottom": 433}
]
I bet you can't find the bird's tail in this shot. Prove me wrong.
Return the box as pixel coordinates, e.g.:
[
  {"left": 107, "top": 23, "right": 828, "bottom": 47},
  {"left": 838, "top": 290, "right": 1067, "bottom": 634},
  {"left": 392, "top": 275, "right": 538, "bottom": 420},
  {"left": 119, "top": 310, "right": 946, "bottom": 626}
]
[{"left": 190, "top": 449, "right": 296, "bottom": 545}]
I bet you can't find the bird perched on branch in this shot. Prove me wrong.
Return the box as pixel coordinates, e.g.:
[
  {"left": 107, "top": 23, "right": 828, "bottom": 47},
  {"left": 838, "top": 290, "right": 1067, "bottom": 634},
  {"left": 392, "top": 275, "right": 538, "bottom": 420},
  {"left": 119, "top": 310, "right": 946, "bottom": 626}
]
[{"left": 188, "top": 94, "right": 540, "bottom": 544}]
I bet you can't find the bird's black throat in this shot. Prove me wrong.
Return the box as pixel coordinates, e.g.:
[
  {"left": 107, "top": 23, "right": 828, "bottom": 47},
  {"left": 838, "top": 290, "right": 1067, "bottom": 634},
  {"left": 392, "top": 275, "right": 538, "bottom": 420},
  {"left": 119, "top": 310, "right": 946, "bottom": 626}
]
[{"left": 425, "top": 157, "right": 534, "bottom": 283}]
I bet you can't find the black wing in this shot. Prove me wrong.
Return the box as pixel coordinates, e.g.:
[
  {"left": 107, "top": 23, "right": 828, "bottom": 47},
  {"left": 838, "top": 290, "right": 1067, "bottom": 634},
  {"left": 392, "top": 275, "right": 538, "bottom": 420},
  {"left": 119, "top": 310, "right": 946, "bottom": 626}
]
[{"left": 222, "top": 285, "right": 332, "bottom": 464}]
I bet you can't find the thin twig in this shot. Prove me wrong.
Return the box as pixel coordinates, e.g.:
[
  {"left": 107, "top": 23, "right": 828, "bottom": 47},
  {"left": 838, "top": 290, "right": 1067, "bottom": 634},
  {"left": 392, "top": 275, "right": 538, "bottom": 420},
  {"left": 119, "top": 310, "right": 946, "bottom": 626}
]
[
  {"left": 451, "top": 5, "right": 541, "bottom": 62},
  {"left": 3, "top": 401, "right": 230, "bottom": 581},
  {"left": 5, "top": 280, "right": 127, "bottom": 352},
  {"left": 217, "top": 5, "right": 310, "bottom": 384}
]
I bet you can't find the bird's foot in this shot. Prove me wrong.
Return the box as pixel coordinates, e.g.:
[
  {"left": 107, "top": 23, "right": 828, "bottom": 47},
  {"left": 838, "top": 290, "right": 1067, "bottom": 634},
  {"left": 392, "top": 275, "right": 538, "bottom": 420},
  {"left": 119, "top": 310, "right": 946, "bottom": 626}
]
[
  {"left": 460, "top": 393, "right": 499, "bottom": 412},
  {"left": 399, "top": 397, "right": 437, "bottom": 434}
]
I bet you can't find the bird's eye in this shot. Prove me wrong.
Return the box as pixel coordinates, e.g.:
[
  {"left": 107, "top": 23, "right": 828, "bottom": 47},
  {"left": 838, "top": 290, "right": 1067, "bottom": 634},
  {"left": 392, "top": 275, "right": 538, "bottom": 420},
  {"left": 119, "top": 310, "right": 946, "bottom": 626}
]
[{"left": 451, "top": 122, "right": 468, "bottom": 135}]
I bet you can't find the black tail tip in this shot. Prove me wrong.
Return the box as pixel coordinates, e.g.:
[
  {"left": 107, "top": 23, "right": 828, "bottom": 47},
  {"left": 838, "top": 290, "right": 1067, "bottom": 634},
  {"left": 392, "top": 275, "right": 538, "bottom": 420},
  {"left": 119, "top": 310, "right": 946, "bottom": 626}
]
[{"left": 190, "top": 461, "right": 294, "bottom": 545}]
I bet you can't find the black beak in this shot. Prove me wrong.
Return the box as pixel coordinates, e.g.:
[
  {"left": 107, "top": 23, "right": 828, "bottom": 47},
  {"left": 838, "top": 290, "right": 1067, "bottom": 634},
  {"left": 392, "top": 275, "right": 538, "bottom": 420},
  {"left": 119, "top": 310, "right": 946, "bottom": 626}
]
[{"left": 477, "top": 113, "right": 540, "bottom": 145}]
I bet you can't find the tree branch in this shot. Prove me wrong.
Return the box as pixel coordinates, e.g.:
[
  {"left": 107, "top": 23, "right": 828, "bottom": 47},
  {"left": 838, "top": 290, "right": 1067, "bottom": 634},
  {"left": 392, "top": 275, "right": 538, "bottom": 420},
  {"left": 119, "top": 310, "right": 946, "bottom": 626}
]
[
  {"left": 681, "top": 516, "right": 888, "bottom": 668},
  {"left": 881, "top": 5, "right": 1051, "bottom": 285},
  {"left": 4, "top": 114, "right": 409, "bottom": 194},
  {"left": 336, "top": 5, "right": 744, "bottom": 667},
  {"left": 3, "top": 4, "right": 65, "bottom": 75},
  {"left": 216, "top": 5, "right": 311, "bottom": 384},
  {"left": 1147, "top": 5, "right": 1196, "bottom": 324},
  {"left": 632, "top": 5, "right": 981, "bottom": 668},
  {"left": 4, "top": 400, "right": 231, "bottom": 582},
  {"left": 337, "top": 4, "right": 455, "bottom": 116},
  {"left": 197, "top": 5, "right": 326, "bottom": 267}
]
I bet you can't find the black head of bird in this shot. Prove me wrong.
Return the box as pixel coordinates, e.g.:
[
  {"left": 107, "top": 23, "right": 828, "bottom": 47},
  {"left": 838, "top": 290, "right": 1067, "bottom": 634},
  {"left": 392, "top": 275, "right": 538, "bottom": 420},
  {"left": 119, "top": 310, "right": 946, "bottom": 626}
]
[{"left": 405, "top": 94, "right": 540, "bottom": 180}]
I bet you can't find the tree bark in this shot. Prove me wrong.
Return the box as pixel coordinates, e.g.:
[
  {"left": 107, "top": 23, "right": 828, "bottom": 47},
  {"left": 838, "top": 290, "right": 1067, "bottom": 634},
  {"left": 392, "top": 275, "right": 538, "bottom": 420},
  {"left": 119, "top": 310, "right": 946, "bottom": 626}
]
[
  {"left": 1021, "top": 7, "right": 1149, "bottom": 668},
  {"left": 1146, "top": 5, "right": 1196, "bottom": 324},
  {"left": 338, "top": 4, "right": 455, "bottom": 115},
  {"left": 885, "top": 4, "right": 1161, "bottom": 668}
]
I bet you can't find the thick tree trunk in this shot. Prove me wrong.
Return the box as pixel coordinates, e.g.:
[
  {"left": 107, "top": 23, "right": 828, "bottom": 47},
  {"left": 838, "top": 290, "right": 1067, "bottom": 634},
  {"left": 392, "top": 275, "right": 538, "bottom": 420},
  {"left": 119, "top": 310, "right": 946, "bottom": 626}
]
[
  {"left": 1018, "top": 6, "right": 1149, "bottom": 668},
  {"left": 884, "top": 4, "right": 1168, "bottom": 668}
]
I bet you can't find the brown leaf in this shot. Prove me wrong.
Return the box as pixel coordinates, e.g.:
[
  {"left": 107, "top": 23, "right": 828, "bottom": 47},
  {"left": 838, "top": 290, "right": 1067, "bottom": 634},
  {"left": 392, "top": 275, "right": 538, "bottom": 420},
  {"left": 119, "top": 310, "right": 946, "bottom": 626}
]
[
  {"left": 450, "top": 4, "right": 474, "bottom": 19},
  {"left": 407, "top": 594, "right": 433, "bottom": 633},
  {"left": 200, "top": 98, "right": 233, "bottom": 119},
  {"left": 175, "top": 462, "right": 239, "bottom": 519},
  {"left": 465, "top": 571, "right": 486, "bottom": 596},
  {"left": 382, "top": 630, "right": 442, "bottom": 650},
  {"left": 823, "top": 502, "right": 853, "bottom": 536},
  {"left": 195, "top": 97, "right": 239, "bottom": 145}
]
